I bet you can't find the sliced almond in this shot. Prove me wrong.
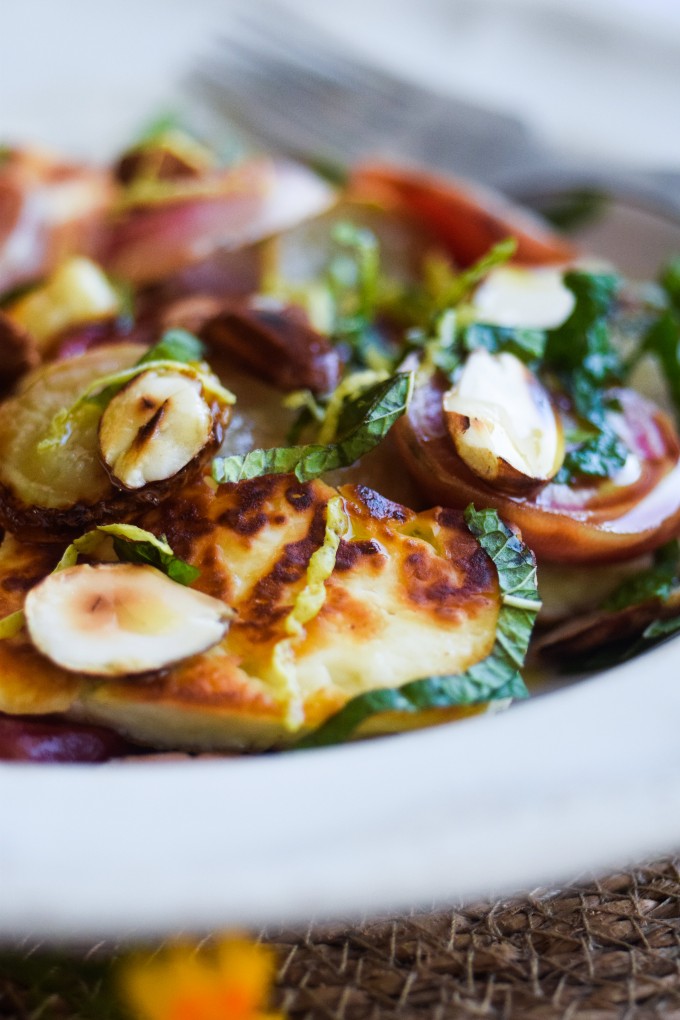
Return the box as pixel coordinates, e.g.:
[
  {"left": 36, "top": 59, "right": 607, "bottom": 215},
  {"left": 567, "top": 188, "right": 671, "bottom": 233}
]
[
  {"left": 443, "top": 349, "right": 564, "bottom": 494},
  {"left": 99, "top": 369, "right": 220, "bottom": 490},
  {"left": 24, "top": 562, "right": 232, "bottom": 675}
]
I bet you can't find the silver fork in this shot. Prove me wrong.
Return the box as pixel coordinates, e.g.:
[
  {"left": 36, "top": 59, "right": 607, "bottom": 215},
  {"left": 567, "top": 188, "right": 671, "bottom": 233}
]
[{"left": 188, "top": 0, "right": 680, "bottom": 218}]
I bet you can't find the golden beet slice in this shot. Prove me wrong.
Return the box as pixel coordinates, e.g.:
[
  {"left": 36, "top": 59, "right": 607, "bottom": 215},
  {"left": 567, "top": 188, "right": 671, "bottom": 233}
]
[
  {"left": 0, "top": 344, "right": 141, "bottom": 539},
  {"left": 0, "top": 343, "right": 228, "bottom": 540}
]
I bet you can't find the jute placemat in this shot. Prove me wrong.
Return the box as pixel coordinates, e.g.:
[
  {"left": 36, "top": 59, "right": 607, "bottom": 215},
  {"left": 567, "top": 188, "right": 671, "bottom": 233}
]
[
  {"left": 2, "top": 858, "right": 680, "bottom": 1019},
  {"left": 265, "top": 858, "right": 680, "bottom": 1018}
]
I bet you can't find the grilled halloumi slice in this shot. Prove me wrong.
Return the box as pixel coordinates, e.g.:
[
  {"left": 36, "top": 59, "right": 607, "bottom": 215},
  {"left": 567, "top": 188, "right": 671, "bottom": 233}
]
[{"left": 0, "top": 476, "right": 500, "bottom": 751}]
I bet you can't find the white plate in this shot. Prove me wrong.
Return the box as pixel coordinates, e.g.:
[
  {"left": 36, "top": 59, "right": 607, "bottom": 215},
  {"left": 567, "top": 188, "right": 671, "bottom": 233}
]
[
  {"left": 3, "top": 2, "right": 680, "bottom": 942},
  {"left": 0, "top": 197, "right": 679, "bottom": 942}
]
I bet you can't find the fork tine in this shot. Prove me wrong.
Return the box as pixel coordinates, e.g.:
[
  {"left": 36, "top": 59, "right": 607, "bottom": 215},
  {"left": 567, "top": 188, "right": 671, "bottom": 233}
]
[
  {"left": 194, "top": 47, "right": 373, "bottom": 163},
  {"left": 191, "top": 0, "right": 442, "bottom": 163},
  {"left": 222, "top": 0, "right": 412, "bottom": 101},
  {"left": 189, "top": 0, "right": 535, "bottom": 183},
  {"left": 196, "top": 65, "right": 363, "bottom": 164}
]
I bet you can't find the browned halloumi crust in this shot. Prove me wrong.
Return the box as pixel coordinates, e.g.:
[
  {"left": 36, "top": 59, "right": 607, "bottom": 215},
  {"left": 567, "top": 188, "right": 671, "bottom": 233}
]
[
  {"left": 0, "top": 536, "right": 81, "bottom": 713},
  {"left": 0, "top": 475, "right": 500, "bottom": 751}
]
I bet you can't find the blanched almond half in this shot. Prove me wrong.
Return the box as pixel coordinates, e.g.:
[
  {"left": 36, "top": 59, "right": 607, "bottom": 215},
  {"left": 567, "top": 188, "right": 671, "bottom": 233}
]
[
  {"left": 24, "top": 563, "right": 232, "bottom": 676},
  {"left": 472, "top": 266, "right": 575, "bottom": 329},
  {"left": 443, "top": 349, "right": 564, "bottom": 494},
  {"left": 99, "top": 370, "right": 219, "bottom": 490}
]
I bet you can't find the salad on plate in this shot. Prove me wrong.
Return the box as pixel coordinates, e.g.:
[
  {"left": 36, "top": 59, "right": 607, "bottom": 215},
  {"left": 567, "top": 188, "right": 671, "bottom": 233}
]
[{"left": 0, "top": 127, "right": 679, "bottom": 761}]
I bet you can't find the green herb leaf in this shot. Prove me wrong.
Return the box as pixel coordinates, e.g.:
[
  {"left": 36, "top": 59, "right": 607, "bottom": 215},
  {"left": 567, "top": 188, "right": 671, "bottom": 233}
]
[
  {"left": 544, "top": 271, "right": 622, "bottom": 420},
  {"left": 212, "top": 372, "right": 413, "bottom": 484},
  {"left": 565, "top": 612, "right": 680, "bottom": 673},
  {"left": 602, "top": 541, "right": 679, "bottom": 611},
  {"left": 461, "top": 322, "right": 547, "bottom": 364},
  {"left": 641, "top": 309, "right": 680, "bottom": 421},
  {"left": 660, "top": 255, "right": 680, "bottom": 312},
  {"left": 555, "top": 429, "right": 629, "bottom": 484},
  {"left": 327, "top": 222, "right": 384, "bottom": 368},
  {"left": 537, "top": 187, "right": 608, "bottom": 232},
  {"left": 59, "top": 523, "right": 200, "bottom": 585},
  {"left": 642, "top": 616, "right": 680, "bottom": 641},
  {"left": 296, "top": 505, "right": 539, "bottom": 748},
  {"left": 106, "top": 525, "right": 200, "bottom": 585},
  {"left": 138, "top": 327, "right": 205, "bottom": 366},
  {"left": 428, "top": 238, "right": 518, "bottom": 311},
  {"left": 0, "top": 524, "right": 199, "bottom": 640},
  {"left": 282, "top": 389, "right": 326, "bottom": 444},
  {"left": 133, "top": 110, "right": 184, "bottom": 146},
  {"left": 542, "top": 271, "right": 628, "bottom": 480}
]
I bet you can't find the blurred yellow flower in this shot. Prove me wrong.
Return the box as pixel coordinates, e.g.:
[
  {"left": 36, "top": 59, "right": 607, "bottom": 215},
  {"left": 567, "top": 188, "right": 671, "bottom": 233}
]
[{"left": 119, "top": 937, "right": 283, "bottom": 1020}]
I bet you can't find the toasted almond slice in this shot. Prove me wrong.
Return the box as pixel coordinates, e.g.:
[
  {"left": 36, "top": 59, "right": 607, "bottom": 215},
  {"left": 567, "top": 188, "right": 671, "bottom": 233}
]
[
  {"left": 24, "top": 563, "right": 232, "bottom": 676},
  {"left": 443, "top": 349, "right": 564, "bottom": 494},
  {"left": 99, "top": 370, "right": 216, "bottom": 490}
]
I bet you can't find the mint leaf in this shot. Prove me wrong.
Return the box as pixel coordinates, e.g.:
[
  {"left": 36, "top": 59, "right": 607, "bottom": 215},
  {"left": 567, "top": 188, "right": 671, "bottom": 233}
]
[
  {"left": 565, "top": 612, "right": 680, "bottom": 673},
  {"left": 134, "top": 110, "right": 184, "bottom": 145},
  {"left": 555, "top": 430, "right": 628, "bottom": 484},
  {"left": 297, "top": 506, "right": 539, "bottom": 748},
  {"left": 631, "top": 257, "right": 680, "bottom": 425},
  {"left": 642, "top": 310, "right": 680, "bottom": 422},
  {"left": 660, "top": 255, "right": 680, "bottom": 311},
  {"left": 461, "top": 322, "right": 547, "bottom": 364},
  {"left": 430, "top": 238, "right": 518, "bottom": 310},
  {"left": 213, "top": 372, "right": 412, "bottom": 484},
  {"left": 602, "top": 541, "right": 679, "bottom": 611},
  {"left": 71, "top": 523, "right": 200, "bottom": 585},
  {"left": 643, "top": 616, "right": 680, "bottom": 640},
  {"left": 545, "top": 271, "right": 620, "bottom": 373},
  {"left": 0, "top": 523, "right": 199, "bottom": 640},
  {"left": 538, "top": 187, "right": 608, "bottom": 232},
  {"left": 544, "top": 271, "right": 622, "bottom": 426},
  {"left": 327, "top": 222, "right": 385, "bottom": 369},
  {"left": 554, "top": 541, "right": 680, "bottom": 673},
  {"left": 113, "top": 540, "right": 199, "bottom": 585},
  {"left": 137, "top": 328, "right": 205, "bottom": 366},
  {"left": 295, "top": 672, "right": 527, "bottom": 749},
  {"left": 541, "top": 271, "right": 628, "bottom": 480}
]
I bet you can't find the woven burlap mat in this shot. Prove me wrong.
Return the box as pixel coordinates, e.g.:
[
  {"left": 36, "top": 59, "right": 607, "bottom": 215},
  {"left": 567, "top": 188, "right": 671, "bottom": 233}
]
[
  {"left": 2, "top": 858, "right": 680, "bottom": 1019},
  {"left": 265, "top": 857, "right": 680, "bottom": 1019}
]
